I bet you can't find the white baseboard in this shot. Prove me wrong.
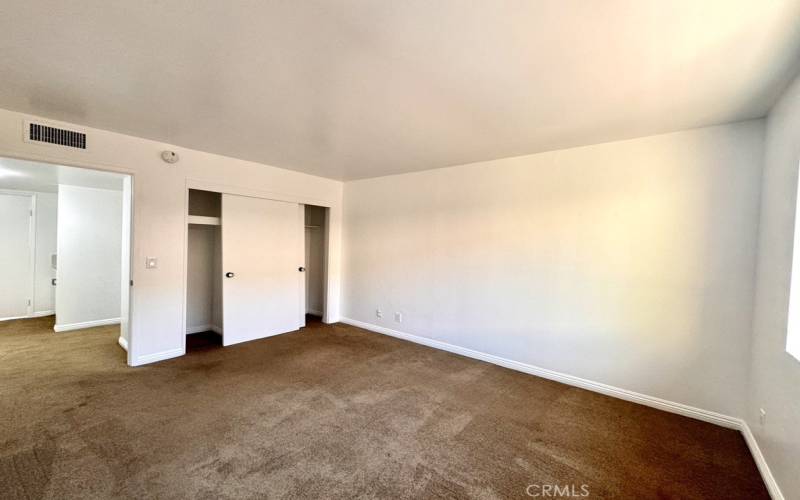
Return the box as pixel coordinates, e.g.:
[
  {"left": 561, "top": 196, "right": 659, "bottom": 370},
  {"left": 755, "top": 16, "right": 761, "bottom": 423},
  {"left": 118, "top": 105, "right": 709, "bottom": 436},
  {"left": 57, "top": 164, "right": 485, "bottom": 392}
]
[
  {"left": 118, "top": 335, "right": 128, "bottom": 352},
  {"left": 187, "top": 324, "right": 211, "bottom": 334},
  {"left": 741, "top": 421, "right": 785, "bottom": 500},
  {"left": 0, "top": 314, "right": 29, "bottom": 322},
  {"left": 0, "top": 310, "right": 54, "bottom": 322},
  {"left": 307, "top": 309, "right": 323, "bottom": 317},
  {"left": 54, "top": 317, "right": 120, "bottom": 332},
  {"left": 341, "top": 317, "right": 738, "bottom": 427},
  {"left": 340, "top": 317, "right": 783, "bottom": 499},
  {"left": 133, "top": 348, "right": 184, "bottom": 366},
  {"left": 187, "top": 324, "right": 223, "bottom": 335}
]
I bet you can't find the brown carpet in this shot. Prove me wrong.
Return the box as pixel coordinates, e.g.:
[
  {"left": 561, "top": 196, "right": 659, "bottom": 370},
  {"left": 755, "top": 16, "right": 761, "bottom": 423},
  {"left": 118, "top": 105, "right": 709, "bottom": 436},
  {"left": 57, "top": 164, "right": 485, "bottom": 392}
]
[{"left": 0, "top": 316, "right": 767, "bottom": 499}]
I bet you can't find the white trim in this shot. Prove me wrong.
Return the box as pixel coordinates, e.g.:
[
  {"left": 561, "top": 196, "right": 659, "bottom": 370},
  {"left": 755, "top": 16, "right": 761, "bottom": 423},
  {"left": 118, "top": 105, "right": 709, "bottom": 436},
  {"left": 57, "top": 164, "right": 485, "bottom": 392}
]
[
  {"left": 0, "top": 188, "right": 44, "bottom": 196},
  {"left": 181, "top": 185, "right": 190, "bottom": 354},
  {"left": 0, "top": 314, "right": 30, "bottom": 322},
  {"left": 0, "top": 310, "right": 54, "bottom": 322},
  {"left": 321, "top": 207, "right": 333, "bottom": 324},
  {"left": 307, "top": 309, "right": 323, "bottom": 317},
  {"left": 186, "top": 324, "right": 223, "bottom": 334},
  {"left": 341, "top": 317, "right": 784, "bottom": 498},
  {"left": 187, "top": 215, "right": 220, "bottom": 226},
  {"left": 133, "top": 347, "right": 184, "bottom": 366},
  {"left": 54, "top": 317, "right": 120, "bottom": 332},
  {"left": 186, "top": 324, "right": 217, "bottom": 334},
  {"left": 186, "top": 324, "right": 211, "bottom": 334},
  {"left": 741, "top": 422, "right": 785, "bottom": 500},
  {"left": 118, "top": 335, "right": 128, "bottom": 352},
  {"left": 27, "top": 193, "right": 36, "bottom": 317}
]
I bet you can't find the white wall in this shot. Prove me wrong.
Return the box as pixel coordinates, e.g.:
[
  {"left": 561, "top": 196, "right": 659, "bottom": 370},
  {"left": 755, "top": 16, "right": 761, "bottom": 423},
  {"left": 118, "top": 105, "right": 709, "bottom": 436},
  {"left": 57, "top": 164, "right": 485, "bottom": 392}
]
[
  {"left": 748, "top": 72, "right": 800, "bottom": 497},
  {"left": 186, "top": 224, "right": 219, "bottom": 332},
  {"left": 0, "top": 107, "right": 343, "bottom": 365},
  {"left": 343, "top": 120, "right": 764, "bottom": 418},
  {"left": 55, "top": 185, "right": 122, "bottom": 329},
  {"left": 33, "top": 192, "right": 57, "bottom": 315}
]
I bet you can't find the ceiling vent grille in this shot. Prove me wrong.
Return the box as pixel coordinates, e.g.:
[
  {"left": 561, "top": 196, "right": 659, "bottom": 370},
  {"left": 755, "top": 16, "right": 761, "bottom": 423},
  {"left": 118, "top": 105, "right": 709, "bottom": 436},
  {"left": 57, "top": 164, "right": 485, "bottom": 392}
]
[{"left": 27, "top": 122, "right": 86, "bottom": 149}]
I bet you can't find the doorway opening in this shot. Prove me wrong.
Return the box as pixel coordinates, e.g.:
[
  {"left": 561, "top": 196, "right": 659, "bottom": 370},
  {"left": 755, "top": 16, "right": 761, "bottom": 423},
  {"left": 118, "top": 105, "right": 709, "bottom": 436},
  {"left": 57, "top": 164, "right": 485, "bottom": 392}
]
[{"left": 0, "top": 156, "right": 133, "bottom": 363}]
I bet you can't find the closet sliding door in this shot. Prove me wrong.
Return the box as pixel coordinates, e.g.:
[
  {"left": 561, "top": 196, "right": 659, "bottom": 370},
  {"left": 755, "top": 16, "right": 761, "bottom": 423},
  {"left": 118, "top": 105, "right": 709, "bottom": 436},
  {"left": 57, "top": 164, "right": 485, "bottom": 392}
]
[{"left": 221, "top": 194, "right": 302, "bottom": 346}]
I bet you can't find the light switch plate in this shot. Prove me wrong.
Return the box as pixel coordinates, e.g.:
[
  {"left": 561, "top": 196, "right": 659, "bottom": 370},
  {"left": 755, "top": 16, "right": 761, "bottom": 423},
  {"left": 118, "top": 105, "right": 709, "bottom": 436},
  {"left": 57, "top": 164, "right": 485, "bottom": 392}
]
[{"left": 146, "top": 257, "right": 158, "bottom": 269}]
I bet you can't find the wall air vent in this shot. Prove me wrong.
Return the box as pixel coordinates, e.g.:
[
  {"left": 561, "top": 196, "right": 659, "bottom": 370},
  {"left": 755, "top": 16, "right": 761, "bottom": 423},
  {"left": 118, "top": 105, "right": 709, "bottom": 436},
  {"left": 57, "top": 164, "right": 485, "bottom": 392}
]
[{"left": 26, "top": 122, "right": 86, "bottom": 150}]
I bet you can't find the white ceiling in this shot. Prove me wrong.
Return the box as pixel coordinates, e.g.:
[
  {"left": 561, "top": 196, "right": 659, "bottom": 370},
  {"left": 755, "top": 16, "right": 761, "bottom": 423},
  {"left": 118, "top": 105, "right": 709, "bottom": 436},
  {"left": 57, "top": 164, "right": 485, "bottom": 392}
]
[
  {"left": 0, "top": 157, "right": 125, "bottom": 192},
  {"left": 1, "top": 1, "right": 799, "bottom": 180}
]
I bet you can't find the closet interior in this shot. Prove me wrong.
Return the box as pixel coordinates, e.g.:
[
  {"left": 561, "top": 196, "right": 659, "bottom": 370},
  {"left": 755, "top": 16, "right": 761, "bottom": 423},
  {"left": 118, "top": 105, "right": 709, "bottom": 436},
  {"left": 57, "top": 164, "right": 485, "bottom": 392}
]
[
  {"left": 186, "top": 189, "right": 223, "bottom": 347},
  {"left": 304, "top": 205, "right": 327, "bottom": 320}
]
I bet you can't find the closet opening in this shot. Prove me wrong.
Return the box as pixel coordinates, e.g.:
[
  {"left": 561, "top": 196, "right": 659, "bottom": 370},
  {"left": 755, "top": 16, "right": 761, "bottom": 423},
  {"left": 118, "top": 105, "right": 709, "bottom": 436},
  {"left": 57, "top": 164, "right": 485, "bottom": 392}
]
[
  {"left": 185, "top": 189, "right": 223, "bottom": 352},
  {"left": 302, "top": 204, "right": 328, "bottom": 326},
  {"left": 183, "top": 188, "right": 332, "bottom": 353}
]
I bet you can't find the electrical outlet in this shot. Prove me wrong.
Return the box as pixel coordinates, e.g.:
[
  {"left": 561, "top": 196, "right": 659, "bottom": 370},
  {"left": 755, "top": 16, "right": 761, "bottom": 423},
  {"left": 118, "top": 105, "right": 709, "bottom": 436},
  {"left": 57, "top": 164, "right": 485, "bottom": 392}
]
[
  {"left": 145, "top": 257, "right": 158, "bottom": 269},
  {"left": 394, "top": 311, "right": 403, "bottom": 323},
  {"left": 759, "top": 408, "right": 766, "bottom": 426},
  {"left": 376, "top": 308, "right": 383, "bottom": 319}
]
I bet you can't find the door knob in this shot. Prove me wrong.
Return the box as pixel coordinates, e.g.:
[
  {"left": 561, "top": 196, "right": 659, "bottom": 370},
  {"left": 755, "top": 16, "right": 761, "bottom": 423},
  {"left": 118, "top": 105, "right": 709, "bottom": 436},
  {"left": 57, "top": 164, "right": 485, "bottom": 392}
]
[
  {"left": 298, "top": 267, "right": 305, "bottom": 272},
  {"left": 225, "top": 272, "right": 235, "bottom": 278}
]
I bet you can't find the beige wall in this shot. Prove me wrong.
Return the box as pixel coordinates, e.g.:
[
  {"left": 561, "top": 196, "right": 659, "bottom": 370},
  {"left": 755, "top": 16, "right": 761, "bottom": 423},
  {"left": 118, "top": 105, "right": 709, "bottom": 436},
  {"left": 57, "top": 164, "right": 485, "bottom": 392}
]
[
  {"left": 749, "top": 71, "right": 800, "bottom": 497},
  {"left": 0, "top": 107, "right": 343, "bottom": 365},
  {"left": 343, "top": 120, "right": 765, "bottom": 418}
]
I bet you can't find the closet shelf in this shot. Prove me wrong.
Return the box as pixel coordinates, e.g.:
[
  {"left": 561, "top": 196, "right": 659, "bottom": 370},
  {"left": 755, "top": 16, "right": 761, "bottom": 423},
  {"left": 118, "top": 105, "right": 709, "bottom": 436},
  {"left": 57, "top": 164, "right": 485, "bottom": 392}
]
[{"left": 188, "top": 215, "right": 221, "bottom": 226}]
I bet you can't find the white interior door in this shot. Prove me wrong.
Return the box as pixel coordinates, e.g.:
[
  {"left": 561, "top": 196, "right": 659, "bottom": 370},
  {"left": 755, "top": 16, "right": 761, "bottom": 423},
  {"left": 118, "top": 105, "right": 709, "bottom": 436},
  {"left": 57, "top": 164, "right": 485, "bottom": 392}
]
[
  {"left": 222, "top": 194, "right": 302, "bottom": 346},
  {"left": 0, "top": 193, "right": 33, "bottom": 320}
]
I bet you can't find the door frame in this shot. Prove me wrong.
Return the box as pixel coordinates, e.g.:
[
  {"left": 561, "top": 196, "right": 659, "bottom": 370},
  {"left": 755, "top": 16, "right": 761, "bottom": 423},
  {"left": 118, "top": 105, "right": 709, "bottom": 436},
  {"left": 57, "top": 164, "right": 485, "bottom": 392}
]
[
  {"left": 0, "top": 153, "right": 135, "bottom": 366},
  {"left": 181, "top": 178, "right": 336, "bottom": 355},
  {"left": 0, "top": 189, "right": 36, "bottom": 320}
]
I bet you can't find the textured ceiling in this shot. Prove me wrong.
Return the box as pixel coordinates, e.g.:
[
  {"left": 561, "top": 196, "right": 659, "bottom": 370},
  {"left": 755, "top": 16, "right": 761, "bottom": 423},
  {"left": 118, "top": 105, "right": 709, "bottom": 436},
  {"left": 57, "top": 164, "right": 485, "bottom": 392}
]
[{"left": 1, "top": 1, "right": 799, "bottom": 180}]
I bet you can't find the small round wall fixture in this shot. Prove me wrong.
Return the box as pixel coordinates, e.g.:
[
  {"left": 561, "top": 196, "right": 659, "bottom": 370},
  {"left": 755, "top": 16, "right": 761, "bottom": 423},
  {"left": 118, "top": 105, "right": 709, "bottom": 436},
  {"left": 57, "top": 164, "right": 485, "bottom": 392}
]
[{"left": 161, "top": 150, "right": 180, "bottom": 164}]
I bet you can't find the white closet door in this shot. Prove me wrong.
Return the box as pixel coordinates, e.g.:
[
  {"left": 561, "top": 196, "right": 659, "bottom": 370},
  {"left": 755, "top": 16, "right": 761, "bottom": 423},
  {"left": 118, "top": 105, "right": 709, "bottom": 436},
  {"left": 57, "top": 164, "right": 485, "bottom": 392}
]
[
  {"left": 221, "top": 194, "right": 302, "bottom": 346},
  {"left": 298, "top": 206, "right": 306, "bottom": 328},
  {"left": 0, "top": 193, "right": 33, "bottom": 320}
]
